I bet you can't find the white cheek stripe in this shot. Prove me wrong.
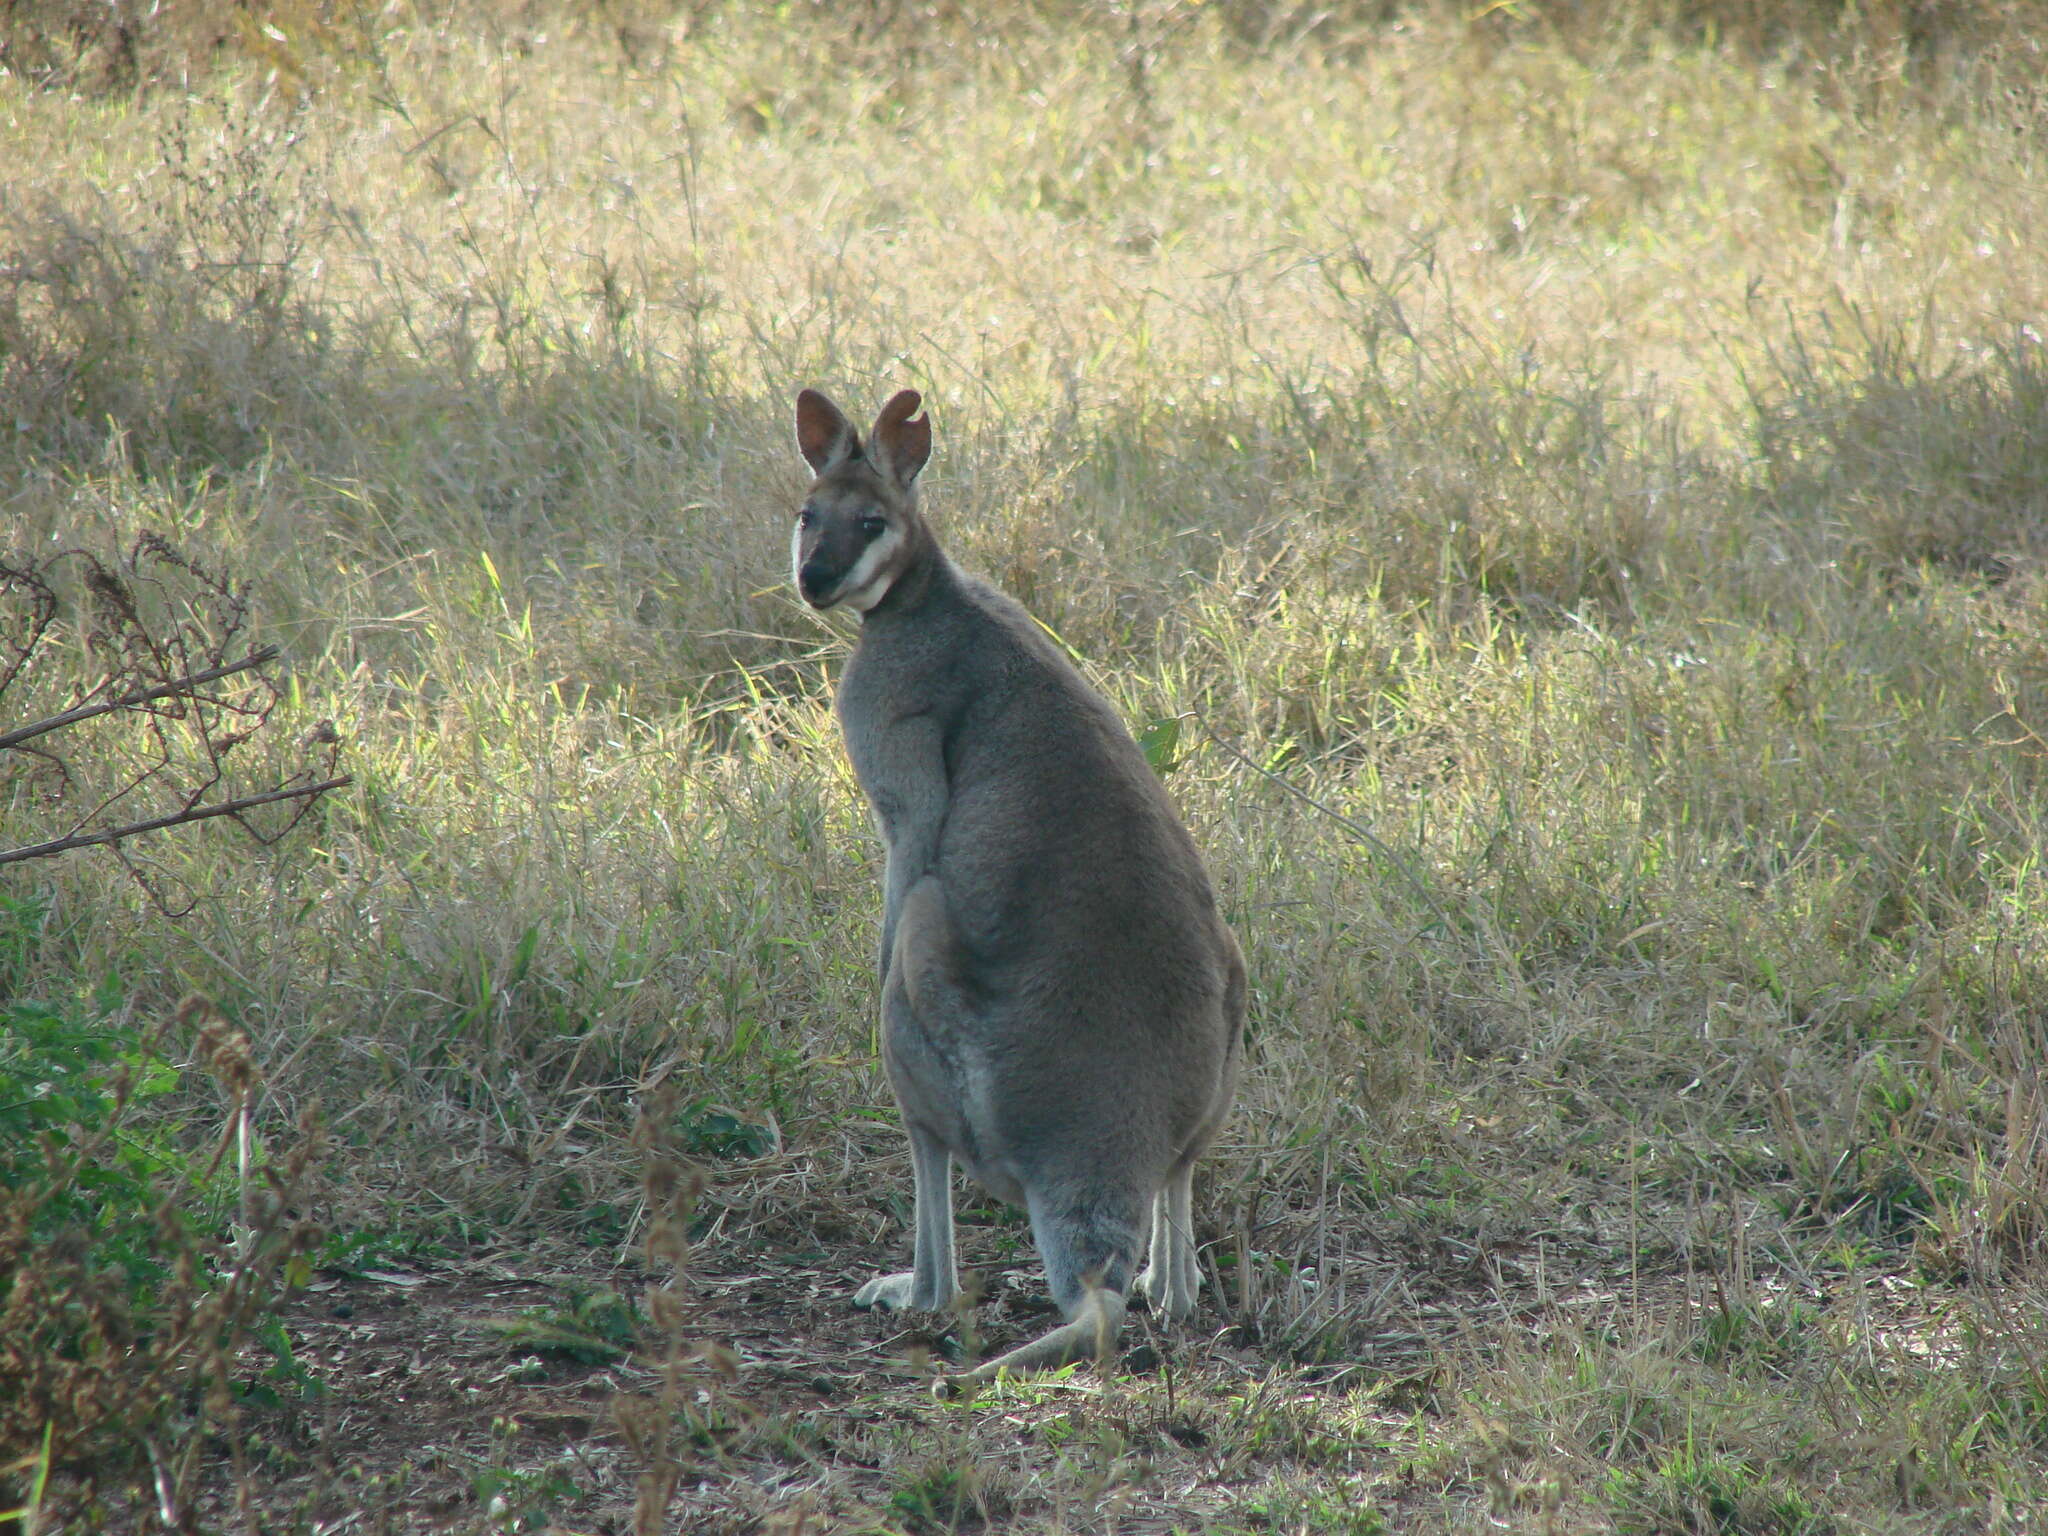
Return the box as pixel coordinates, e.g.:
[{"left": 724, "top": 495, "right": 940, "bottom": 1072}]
[
  {"left": 839, "top": 527, "right": 905, "bottom": 612},
  {"left": 790, "top": 519, "right": 808, "bottom": 596}
]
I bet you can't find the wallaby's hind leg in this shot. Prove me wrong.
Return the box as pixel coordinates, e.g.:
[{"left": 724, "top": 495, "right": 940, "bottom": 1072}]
[
  {"left": 1136, "top": 1160, "right": 1199, "bottom": 1320},
  {"left": 854, "top": 1121, "right": 958, "bottom": 1312},
  {"left": 952, "top": 1191, "right": 1140, "bottom": 1389}
]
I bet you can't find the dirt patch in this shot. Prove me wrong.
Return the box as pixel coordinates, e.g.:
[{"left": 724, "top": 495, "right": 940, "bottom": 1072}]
[
  {"left": 47, "top": 1177, "right": 1994, "bottom": 1536},
  {"left": 134, "top": 1211, "right": 1700, "bottom": 1531},
  {"left": 174, "top": 1220, "right": 1435, "bottom": 1532}
]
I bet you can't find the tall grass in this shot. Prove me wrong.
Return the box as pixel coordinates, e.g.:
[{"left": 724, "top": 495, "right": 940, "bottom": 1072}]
[{"left": 5, "top": 1, "right": 2048, "bottom": 1527}]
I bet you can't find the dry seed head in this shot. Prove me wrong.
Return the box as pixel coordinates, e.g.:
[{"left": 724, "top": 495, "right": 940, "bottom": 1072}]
[
  {"left": 630, "top": 1113, "right": 657, "bottom": 1158},
  {"left": 645, "top": 1213, "right": 690, "bottom": 1271},
  {"left": 696, "top": 1341, "right": 740, "bottom": 1384},
  {"left": 611, "top": 1392, "right": 663, "bottom": 1461},
  {"left": 645, "top": 1284, "right": 688, "bottom": 1336},
  {"left": 633, "top": 1468, "right": 680, "bottom": 1536},
  {"left": 181, "top": 995, "right": 259, "bottom": 1101},
  {"left": 204, "top": 1356, "right": 235, "bottom": 1419},
  {"left": 631, "top": 1082, "right": 683, "bottom": 1156},
  {"left": 642, "top": 1153, "right": 682, "bottom": 1205},
  {"left": 85, "top": 565, "right": 141, "bottom": 630},
  {"left": 279, "top": 1111, "right": 327, "bottom": 1177},
  {"left": 244, "top": 1185, "right": 284, "bottom": 1228}
]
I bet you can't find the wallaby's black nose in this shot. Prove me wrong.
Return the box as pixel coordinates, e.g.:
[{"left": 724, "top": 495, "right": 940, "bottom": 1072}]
[{"left": 798, "top": 559, "right": 836, "bottom": 605}]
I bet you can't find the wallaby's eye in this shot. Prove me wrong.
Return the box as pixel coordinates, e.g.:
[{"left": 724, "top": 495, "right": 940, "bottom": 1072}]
[
  {"left": 858, "top": 515, "right": 887, "bottom": 540},
  {"left": 797, "top": 506, "right": 816, "bottom": 529}
]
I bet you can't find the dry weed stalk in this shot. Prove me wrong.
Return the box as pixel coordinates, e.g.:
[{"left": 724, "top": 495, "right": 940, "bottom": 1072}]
[{"left": 615, "top": 1082, "right": 712, "bottom": 1536}]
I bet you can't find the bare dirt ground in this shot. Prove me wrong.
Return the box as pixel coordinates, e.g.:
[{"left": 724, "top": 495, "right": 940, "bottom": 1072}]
[
  {"left": 170, "top": 1200, "right": 1965, "bottom": 1536},
  {"left": 198, "top": 1220, "right": 1445, "bottom": 1533}
]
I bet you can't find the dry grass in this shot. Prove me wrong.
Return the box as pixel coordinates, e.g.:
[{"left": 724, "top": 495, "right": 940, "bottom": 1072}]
[{"left": 5, "top": 1, "right": 2048, "bottom": 1529}]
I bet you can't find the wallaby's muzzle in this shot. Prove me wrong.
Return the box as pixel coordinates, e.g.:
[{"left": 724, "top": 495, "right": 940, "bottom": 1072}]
[
  {"left": 797, "top": 556, "right": 843, "bottom": 607},
  {"left": 794, "top": 510, "right": 904, "bottom": 613}
]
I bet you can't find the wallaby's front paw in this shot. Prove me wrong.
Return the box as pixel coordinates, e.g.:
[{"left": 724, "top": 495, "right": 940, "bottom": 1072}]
[{"left": 853, "top": 1271, "right": 922, "bottom": 1312}]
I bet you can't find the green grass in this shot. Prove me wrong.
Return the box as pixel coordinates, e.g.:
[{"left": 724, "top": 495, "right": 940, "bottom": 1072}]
[{"left": 5, "top": 1, "right": 2048, "bottom": 1529}]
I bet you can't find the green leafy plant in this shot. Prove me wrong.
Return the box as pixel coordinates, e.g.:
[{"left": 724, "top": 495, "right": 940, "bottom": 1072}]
[
  {"left": 470, "top": 1431, "right": 584, "bottom": 1536},
  {"left": 675, "top": 1101, "right": 776, "bottom": 1162},
  {"left": 1605, "top": 1446, "right": 1826, "bottom": 1536},
  {"left": 889, "top": 1458, "right": 1003, "bottom": 1534},
  {"left": 0, "top": 992, "right": 325, "bottom": 1524},
  {"left": 1, "top": 992, "right": 183, "bottom": 1247}
]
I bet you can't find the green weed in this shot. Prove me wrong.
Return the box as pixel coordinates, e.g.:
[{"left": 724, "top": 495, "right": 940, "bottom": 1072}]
[
  {"left": 888, "top": 1458, "right": 1006, "bottom": 1534},
  {"left": 490, "top": 1286, "right": 642, "bottom": 1367}
]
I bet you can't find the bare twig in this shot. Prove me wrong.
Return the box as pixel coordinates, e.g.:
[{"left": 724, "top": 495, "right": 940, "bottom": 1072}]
[
  {"left": 0, "top": 646, "right": 279, "bottom": 752},
  {"left": 0, "top": 777, "right": 351, "bottom": 867}
]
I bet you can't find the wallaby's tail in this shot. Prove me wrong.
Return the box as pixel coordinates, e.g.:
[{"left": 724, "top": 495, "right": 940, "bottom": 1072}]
[{"left": 944, "top": 1270, "right": 1126, "bottom": 1395}]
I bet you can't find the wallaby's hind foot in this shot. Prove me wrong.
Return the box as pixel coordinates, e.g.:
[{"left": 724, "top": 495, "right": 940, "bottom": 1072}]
[
  {"left": 1135, "top": 1163, "right": 1200, "bottom": 1320},
  {"left": 939, "top": 1203, "right": 1140, "bottom": 1393}
]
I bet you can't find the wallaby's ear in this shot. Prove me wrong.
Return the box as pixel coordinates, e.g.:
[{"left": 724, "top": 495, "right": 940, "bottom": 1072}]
[
  {"left": 869, "top": 389, "right": 931, "bottom": 488},
  {"left": 795, "top": 388, "right": 860, "bottom": 475}
]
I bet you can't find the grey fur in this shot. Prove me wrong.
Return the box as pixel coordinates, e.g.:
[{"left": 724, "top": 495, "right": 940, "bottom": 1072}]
[{"left": 790, "top": 387, "right": 1244, "bottom": 1389}]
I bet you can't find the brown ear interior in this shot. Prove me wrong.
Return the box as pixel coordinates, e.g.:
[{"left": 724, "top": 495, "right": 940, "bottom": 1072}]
[
  {"left": 795, "top": 388, "right": 858, "bottom": 473},
  {"left": 871, "top": 389, "right": 931, "bottom": 485}
]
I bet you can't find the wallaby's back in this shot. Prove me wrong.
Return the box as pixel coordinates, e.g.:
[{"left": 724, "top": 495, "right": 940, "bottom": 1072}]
[{"left": 842, "top": 563, "right": 1240, "bottom": 1182}]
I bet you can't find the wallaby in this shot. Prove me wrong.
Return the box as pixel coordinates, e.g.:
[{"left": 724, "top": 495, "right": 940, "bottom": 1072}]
[{"left": 788, "top": 386, "right": 1245, "bottom": 1390}]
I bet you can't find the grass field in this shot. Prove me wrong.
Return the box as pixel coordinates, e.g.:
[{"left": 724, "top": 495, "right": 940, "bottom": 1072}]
[{"left": 5, "top": 2, "right": 2048, "bottom": 1530}]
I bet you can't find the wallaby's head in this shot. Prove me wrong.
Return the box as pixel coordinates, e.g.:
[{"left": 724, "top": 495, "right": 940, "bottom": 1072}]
[{"left": 791, "top": 388, "right": 932, "bottom": 613}]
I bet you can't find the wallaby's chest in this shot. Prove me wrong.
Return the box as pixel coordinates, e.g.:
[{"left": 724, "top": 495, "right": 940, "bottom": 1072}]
[
  {"left": 835, "top": 610, "right": 977, "bottom": 763},
  {"left": 832, "top": 640, "right": 952, "bottom": 839}
]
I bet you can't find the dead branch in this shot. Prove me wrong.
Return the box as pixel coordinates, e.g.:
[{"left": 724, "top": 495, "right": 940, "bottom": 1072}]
[
  {"left": 0, "top": 776, "right": 352, "bottom": 867},
  {"left": 1, "top": 535, "right": 349, "bottom": 903},
  {"left": 0, "top": 646, "right": 279, "bottom": 753}
]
